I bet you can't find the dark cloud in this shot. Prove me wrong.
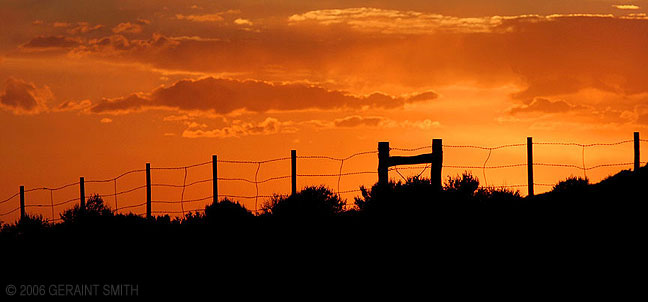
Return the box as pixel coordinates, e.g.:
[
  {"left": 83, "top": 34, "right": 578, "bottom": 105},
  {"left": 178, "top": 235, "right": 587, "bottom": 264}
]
[
  {"left": 0, "top": 78, "right": 52, "bottom": 114},
  {"left": 21, "top": 35, "right": 80, "bottom": 48},
  {"left": 89, "top": 77, "right": 436, "bottom": 114}
]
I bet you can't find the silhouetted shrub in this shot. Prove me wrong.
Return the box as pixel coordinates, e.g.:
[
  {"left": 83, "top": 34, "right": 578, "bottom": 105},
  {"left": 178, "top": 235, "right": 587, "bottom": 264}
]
[
  {"left": 551, "top": 176, "right": 589, "bottom": 194},
  {"left": 263, "top": 186, "right": 345, "bottom": 218},
  {"left": 475, "top": 187, "right": 523, "bottom": 208},
  {"left": 60, "top": 194, "right": 113, "bottom": 224},
  {"left": 0, "top": 214, "right": 50, "bottom": 238},
  {"left": 444, "top": 171, "right": 480, "bottom": 196},
  {"left": 204, "top": 198, "right": 253, "bottom": 223},
  {"left": 354, "top": 176, "right": 436, "bottom": 214},
  {"left": 181, "top": 211, "right": 206, "bottom": 225}
]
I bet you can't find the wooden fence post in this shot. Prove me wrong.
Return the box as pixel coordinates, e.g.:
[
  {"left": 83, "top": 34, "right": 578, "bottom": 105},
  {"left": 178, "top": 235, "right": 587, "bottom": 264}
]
[
  {"left": 79, "top": 177, "right": 85, "bottom": 212},
  {"left": 146, "top": 163, "right": 151, "bottom": 219},
  {"left": 431, "top": 139, "right": 443, "bottom": 191},
  {"left": 378, "top": 142, "right": 390, "bottom": 185},
  {"left": 291, "top": 150, "right": 297, "bottom": 195},
  {"left": 527, "top": 137, "right": 534, "bottom": 197},
  {"left": 19, "top": 186, "right": 25, "bottom": 220},
  {"left": 634, "top": 132, "right": 640, "bottom": 172},
  {"left": 212, "top": 155, "right": 218, "bottom": 204}
]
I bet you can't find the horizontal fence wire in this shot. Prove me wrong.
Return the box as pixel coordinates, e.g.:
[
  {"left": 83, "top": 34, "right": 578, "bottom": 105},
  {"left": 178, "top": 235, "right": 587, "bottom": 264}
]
[
  {"left": 219, "top": 157, "right": 292, "bottom": 164},
  {"left": 0, "top": 192, "right": 19, "bottom": 205},
  {"left": 149, "top": 161, "right": 211, "bottom": 170},
  {"left": 533, "top": 140, "right": 633, "bottom": 147},
  {"left": 152, "top": 195, "right": 213, "bottom": 204}
]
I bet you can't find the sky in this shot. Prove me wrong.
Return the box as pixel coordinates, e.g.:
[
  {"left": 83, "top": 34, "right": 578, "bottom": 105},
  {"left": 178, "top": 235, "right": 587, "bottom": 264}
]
[{"left": 1, "top": 0, "right": 648, "bottom": 222}]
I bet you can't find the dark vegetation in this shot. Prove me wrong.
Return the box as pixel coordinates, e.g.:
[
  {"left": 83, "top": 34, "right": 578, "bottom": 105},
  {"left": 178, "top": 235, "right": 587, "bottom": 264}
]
[{"left": 3, "top": 166, "right": 645, "bottom": 297}]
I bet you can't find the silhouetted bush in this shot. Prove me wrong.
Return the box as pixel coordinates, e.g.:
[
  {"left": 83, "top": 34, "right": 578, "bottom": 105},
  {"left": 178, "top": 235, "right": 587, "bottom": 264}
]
[
  {"left": 354, "top": 176, "right": 436, "bottom": 214},
  {"left": 204, "top": 198, "right": 253, "bottom": 223},
  {"left": 551, "top": 176, "right": 589, "bottom": 194},
  {"left": 475, "top": 187, "right": 523, "bottom": 208},
  {"left": 263, "top": 186, "right": 345, "bottom": 218},
  {"left": 0, "top": 214, "right": 50, "bottom": 239},
  {"left": 60, "top": 194, "right": 113, "bottom": 224},
  {"left": 444, "top": 171, "right": 480, "bottom": 196}
]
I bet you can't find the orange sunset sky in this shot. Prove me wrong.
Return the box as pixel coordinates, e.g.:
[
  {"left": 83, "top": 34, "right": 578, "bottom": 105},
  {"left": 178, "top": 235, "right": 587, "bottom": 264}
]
[{"left": 1, "top": 0, "right": 648, "bottom": 221}]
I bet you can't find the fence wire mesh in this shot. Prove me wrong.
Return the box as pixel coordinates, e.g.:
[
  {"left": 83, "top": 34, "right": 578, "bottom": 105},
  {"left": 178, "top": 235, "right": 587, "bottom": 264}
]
[{"left": 1, "top": 137, "right": 646, "bottom": 223}]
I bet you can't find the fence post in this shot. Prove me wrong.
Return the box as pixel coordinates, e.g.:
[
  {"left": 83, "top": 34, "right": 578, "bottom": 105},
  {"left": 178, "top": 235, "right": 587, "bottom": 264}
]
[
  {"left": 212, "top": 155, "right": 218, "bottom": 204},
  {"left": 634, "top": 132, "right": 640, "bottom": 172},
  {"left": 79, "top": 177, "right": 85, "bottom": 212},
  {"left": 378, "top": 142, "right": 390, "bottom": 185},
  {"left": 146, "top": 163, "right": 151, "bottom": 219},
  {"left": 291, "top": 150, "right": 297, "bottom": 195},
  {"left": 20, "top": 186, "right": 25, "bottom": 220},
  {"left": 431, "top": 139, "right": 443, "bottom": 191},
  {"left": 527, "top": 137, "right": 534, "bottom": 197}
]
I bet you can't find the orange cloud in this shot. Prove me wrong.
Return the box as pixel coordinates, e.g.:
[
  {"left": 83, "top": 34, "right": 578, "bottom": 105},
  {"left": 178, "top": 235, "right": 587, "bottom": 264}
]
[
  {"left": 309, "top": 115, "right": 441, "bottom": 130},
  {"left": 112, "top": 22, "right": 143, "bottom": 34},
  {"left": 88, "top": 77, "right": 438, "bottom": 115},
  {"left": 14, "top": 10, "right": 648, "bottom": 122},
  {"left": 612, "top": 4, "right": 640, "bottom": 10},
  {"left": 333, "top": 115, "right": 384, "bottom": 127},
  {"left": 54, "top": 99, "right": 92, "bottom": 112},
  {"left": 182, "top": 117, "right": 295, "bottom": 138},
  {"left": 0, "top": 78, "right": 52, "bottom": 115},
  {"left": 288, "top": 7, "right": 509, "bottom": 34},
  {"left": 509, "top": 98, "right": 587, "bottom": 115}
]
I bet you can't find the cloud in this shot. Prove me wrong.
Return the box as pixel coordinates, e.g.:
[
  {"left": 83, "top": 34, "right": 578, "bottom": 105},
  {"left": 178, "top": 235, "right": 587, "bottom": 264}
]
[
  {"left": 176, "top": 14, "right": 224, "bottom": 22},
  {"left": 405, "top": 91, "right": 440, "bottom": 102},
  {"left": 309, "top": 115, "right": 441, "bottom": 130},
  {"left": 21, "top": 35, "right": 80, "bottom": 49},
  {"left": 288, "top": 7, "right": 516, "bottom": 34},
  {"left": 88, "top": 77, "right": 437, "bottom": 115},
  {"left": 54, "top": 99, "right": 92, "bottom": 112},
  {"left": 70, "top": 33, "right": 180, "bottom": 57},
  {"left": 16, "top": 10, "right": 648, "bottom": 115},
  {"left": 51, "top": 21, "right": 104, "bottom": 34},
  {"left": 100, "top": 117, "right": 113, "bottom": 123},
  {"left": 333, "top": 115, "right": 384, "bottom": 127},
  {"left": 112, "top": 22, "right": 144, "bottom": 34},
  {"left": 182, "top": 117, "right": 295, "bottom": 138},
  {"left": 612, "top": 4, "right": 640, "bottom": 10},
  {"left": 66, "top": 22, "right": 104, "bottom": 35},
  {"left": 234, "top": 18, "right": 253, "bottom": 26},
  {"left": 509, "top": 98, "right": 587, "bottom": 115},
  {"left": 0, "top": 78, "right": 52, "bottom": 114}
]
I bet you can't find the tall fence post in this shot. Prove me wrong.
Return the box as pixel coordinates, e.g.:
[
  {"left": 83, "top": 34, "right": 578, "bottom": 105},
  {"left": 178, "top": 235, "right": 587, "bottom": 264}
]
[
  {"left": 378, "top": 142, "right": 390, "bottom": 185},
  {"left": 527, "top": 137, "right": 534, "bottom": 197},
  {"left": 146, "top": 163, "right": 151, "bottom": 219},
  {"left": 212, "top": 155, "right": 218, "bottom": 204},
  {"left": 634, "top": 132, "right": 640, "bottom": 172},
  {"left": 79, "top": 177, "right": 85, "bottom": 212},
  {"left": 19, "top": 186, "right": 25, "bottom": 220},
  {"left": 431, "top": 139, "right": 443, "bottom": 191},
  {"left": 291, "top": 150, "right": 297, "bottom": 195}
]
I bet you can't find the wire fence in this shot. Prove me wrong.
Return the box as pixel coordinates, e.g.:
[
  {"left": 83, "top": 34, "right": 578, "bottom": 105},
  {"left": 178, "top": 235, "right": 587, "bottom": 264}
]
[{"left": 1, "top": 135, "right": 646, "bottom": 224}]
